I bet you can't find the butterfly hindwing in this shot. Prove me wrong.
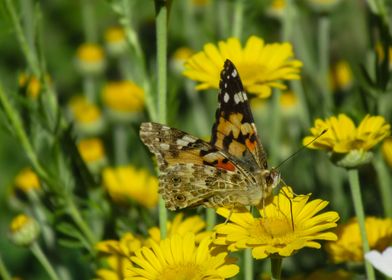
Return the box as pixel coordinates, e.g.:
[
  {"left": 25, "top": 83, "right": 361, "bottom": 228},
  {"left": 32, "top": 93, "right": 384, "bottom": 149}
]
[
  {"left": 139, "top": 122, "right": 259, "bottom": 210},
  {"left": 210, "top": 59, "right": 268, "bottom": 169}
]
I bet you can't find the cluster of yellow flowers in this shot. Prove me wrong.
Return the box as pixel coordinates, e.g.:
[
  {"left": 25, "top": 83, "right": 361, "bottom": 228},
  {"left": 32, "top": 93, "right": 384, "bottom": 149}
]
[{"left": 93, "top": 187, "right": 339, "bottom": 279}]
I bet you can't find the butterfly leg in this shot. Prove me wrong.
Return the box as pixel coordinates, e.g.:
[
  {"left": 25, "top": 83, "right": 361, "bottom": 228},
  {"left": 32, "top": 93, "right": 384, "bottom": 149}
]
[
  {"left": 281, "top": 187, "right": 295, "bottom": 231},
  {"left": 224, "top": 206, "right": 235, "bottom": 224}
]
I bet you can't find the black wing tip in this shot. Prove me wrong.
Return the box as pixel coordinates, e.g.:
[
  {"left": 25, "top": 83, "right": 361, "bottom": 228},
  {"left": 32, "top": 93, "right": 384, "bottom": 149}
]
[{"left": 223, "top": 59, "right": 236, "bottom": 72}]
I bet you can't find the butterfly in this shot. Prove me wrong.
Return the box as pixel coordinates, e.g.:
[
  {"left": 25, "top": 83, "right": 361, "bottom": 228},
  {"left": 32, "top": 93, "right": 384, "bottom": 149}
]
[{"left": 139, "top": 59, "right": 280, "bottom": 210}]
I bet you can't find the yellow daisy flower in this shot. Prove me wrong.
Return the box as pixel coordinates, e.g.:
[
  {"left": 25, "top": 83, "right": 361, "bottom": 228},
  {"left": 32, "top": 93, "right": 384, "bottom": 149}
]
[
  {"left": 147, "top": 213, "right": 210, "bottom": 245},
  {"left": 102, "top": 81, "right": 144, "bottom": 122},
  {"left": 96, "top": 233, "right": 143, "bottom": 280},
  {"left": 127, "top": 233, "right": 239, "bottom": 280},
  {"left": 382, "top": 137, "right": 392, "bottom": 168},
  {"left": 303, "top": 114, "right": 390, "bottom": 167},
  {"left": 18, "top": 73, "right": 42, "bottom": 99},
  {"left": 9, "top": 214, "right": 40, "bottom": 246},
  {"left": 14, "top": 168, "right": 40, "bottom": 193},
  {"left": 170, "top": 47, "right": 194, "bottom": 74},
  {"left": 183, "top": 36, "right": 302, "bottom": 98},
  {"left": 214, "top": 187, "right": 339, "bottom": 259},
  {"left": 326, "top": 217, "right": 392, "bottom": 263},
  {"left": 76, "top": 43, "right": 106, "bottom": 75},
  {"left": 104, "top": 26, "right": 127, "bottom": 56},
  {"left": 102, "top": 165, "right": 158, "bottom": 208},
  {"left": 266, "top": 0, "right": 286, "bottom": 18},
  {"left": 68, "top": 96, "right": 105, "bottom": 135},
  {"left": 77, "top": 138, "right": 107, "bottom": 173},
  {"left": 330, "top": 60, "right": 353, "bottom": 91}
]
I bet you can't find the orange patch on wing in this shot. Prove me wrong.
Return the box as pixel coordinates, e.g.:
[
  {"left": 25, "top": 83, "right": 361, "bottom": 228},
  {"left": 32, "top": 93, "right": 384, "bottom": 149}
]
[
  {"left": 215, "top": 159, "right": 235, "bottom": 171},
  {"left": 245, "top": 138, "right": 256, "bottom": 151}
]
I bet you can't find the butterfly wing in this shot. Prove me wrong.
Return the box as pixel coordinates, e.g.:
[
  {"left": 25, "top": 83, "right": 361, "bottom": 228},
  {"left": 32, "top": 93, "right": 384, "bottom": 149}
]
[
  {"left": 210, "top": 59, "right": 268, "bottom": 169},
  {"left": 140, "top": 122, "right": 260, "bottom": 210}
]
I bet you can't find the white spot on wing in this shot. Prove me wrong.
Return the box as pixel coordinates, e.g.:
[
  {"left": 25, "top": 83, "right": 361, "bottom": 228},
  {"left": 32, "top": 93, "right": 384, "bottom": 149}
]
[
  {"left": 182, "top": 135, "right": 196, "bottom": 143},
  {"left": 224, "top": 92, "right": 230, "bottom": 103},
  {"left": 242, "top": 92, "right": 248, "bottom": 100},
  {"left": 224, "top": 83, "right": 227, "bottom": 88},
  {"left": 176, "top": 139, "right": 189, "bottom": 146},
  {"left": 232, "top": 69, "right": 237, "bottom": 77},
  {"left": 160, "top": 143, "right": 170, "bottom": 150},
  {"left": 234, "top": 93, "right": 241, "bottom": 104}
]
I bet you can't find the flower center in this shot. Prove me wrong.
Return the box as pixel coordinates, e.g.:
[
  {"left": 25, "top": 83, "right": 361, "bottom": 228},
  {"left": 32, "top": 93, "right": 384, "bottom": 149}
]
[
  {"left": 250, "top": 216, "right": 296, "bottom": 243},
  {"left": 161, "top": 263, "right": 203, "bottom": 280}
]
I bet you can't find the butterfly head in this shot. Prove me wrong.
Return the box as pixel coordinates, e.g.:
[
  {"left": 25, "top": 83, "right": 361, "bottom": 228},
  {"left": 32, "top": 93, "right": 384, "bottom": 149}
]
[{"left": 259, "top": 168, "right": 281, "bottom": 199}]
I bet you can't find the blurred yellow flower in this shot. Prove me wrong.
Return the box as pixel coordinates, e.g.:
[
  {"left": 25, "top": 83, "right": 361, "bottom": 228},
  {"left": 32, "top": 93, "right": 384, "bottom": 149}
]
[
  {"left": 280, "top": 90, "right": 299, "bottom": 117},
  {"left": 14, "top": 168, "right": 40, "bottom": 193},
  {"left": 77, "top": 138, "right": 107, "bottom": 173},
  {"left": 375, "top": 42, "right": 392, "bottom": 68},
  {"left": 96, "top": 233, "right": 142, "bottom": 280},
  {"left": 102, "top": 81, "right": 144, "bottom": 122},
  {"left": 127, "top": 233, "right": 239, "bottom": 280},
  {"left": 183, "top": 36, "right": 302, "bottom": 98},
  {"left": 147, "top": 213, "right": 210, "bottom": 245},
  {"left": 303, "top": 114, "right": 390, "bottom": 167},
  {"left": 9, "top": 214, "right": 40, "bottom": 246},
  {"left": 326, "top": 217, "right": 392, "bottom": 263},
  {"left": 76, "top": 43, "right": 106, "bottom": 75},
  {"left": 68, "top": 96, "right": 105, "bottom": 135},
  {"left": 102, "top": 166, "right": 158, "bottom": 208},
  {"left": 18, "top": 73, "right": 42, "bottom": 99},
  {"left": 214, "top": 187, "right": 339, "bottom": 259},
  {"left": 104, "top": 26, "right": 127, "bottom": 56},
  {"left": 382, "top": 137, "right": 392, "bottom": 168},
  {"left": 267, "top": 0, "right": 285, "bottom": 18},
  {"left": 170, "top": 47, "right": 194, "bottom": 74},
  {"left": 330, "top": 60, "right": 353, "bottom": 91}
]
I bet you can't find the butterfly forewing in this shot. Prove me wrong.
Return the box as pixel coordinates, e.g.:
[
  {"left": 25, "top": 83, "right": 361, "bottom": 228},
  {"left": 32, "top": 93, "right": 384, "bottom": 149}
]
[
  {"left": 139, "top": 59, "right": 279, "bottom": 210},
  {"left": 210, "top": 59, "right": 268, "bottom": 169}
]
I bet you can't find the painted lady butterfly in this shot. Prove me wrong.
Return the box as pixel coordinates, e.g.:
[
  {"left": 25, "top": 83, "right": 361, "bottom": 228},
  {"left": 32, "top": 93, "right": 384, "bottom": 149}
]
[{"left": 140, "top": 59, "right": 280, "bottom": 210}]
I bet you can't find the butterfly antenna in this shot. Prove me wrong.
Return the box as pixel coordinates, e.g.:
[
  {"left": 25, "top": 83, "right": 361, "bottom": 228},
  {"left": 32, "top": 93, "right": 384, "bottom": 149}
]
[{"left": 275, "top": 129, "right": 328, "bottom": 170}]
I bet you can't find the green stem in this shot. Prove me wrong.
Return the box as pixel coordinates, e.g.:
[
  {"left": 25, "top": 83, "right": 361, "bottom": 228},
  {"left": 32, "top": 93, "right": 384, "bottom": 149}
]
[
  {"left": 281, "top": 0, "right": 293, "bottom": 41},
  {"left": 317, "top": 15, "right": 333, "bottom": 115},
  {"left": 269, "top": 90, "right": 282, "bottom": 166},
  {"left": 366, "top": 0, "right": 388, "bottom": 25},
  {"left": 83, "top": 76, "right": 96, "bottom": 103},
  {"left": 68, "top": 199, "right": 97, "bottom": 248},
  {"left": 81, "top": 0, "right": 97, "bottom": 43},
  {"left": 373, "top": 154, "right": 392, "bottom": 217},
  {"left": 271, "top": 257, "right": 283, "bottom": 280},
  {"left": 155, "top": 0, "right": 169, "bottom": 239},
  {"left": 156, "top": 3, "right": 167, "bottom": 124},
  {"left": 232, "top": 0, "right": 244, "bottom": 38},
  {"left": 114, "top": 124, "right": 128, "bottom": 165},
  {"left": 27, "top": 191, "right": 55, "bottom": 248},
  {"left": 0, "top": 254, "right": 12, "bottom": 280},
  {"left": 0, "top": 84, "right": 48, "bottom": 181},
  {"left": 30, "top": 242, "right": 61, "bottom": 280},
  {"left": 217, "top": 0, "right": 229, "bottom": 38},
  {"left": 206, "top": 209, "right": 216, "bottom": 231},
  {"left": 281, "top": 0, "right": 311, "bottom": 129},
  {"left": 20, "top": 0, "right": 34, "bottom": 50},
  {"left": 347, "top": 169, "right": 375, "bottom": 280},
  {"left": 244, "top": 248, "right": 253, "bottom": 280},
  {"left": 4, "top": 0, "right": 40, "bottom": 76}
]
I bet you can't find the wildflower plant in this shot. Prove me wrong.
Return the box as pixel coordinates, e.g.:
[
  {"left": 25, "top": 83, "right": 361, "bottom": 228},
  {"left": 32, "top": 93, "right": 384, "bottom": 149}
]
[{"left": 0, "top": 0, "right": 391, "bottom": 280}]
